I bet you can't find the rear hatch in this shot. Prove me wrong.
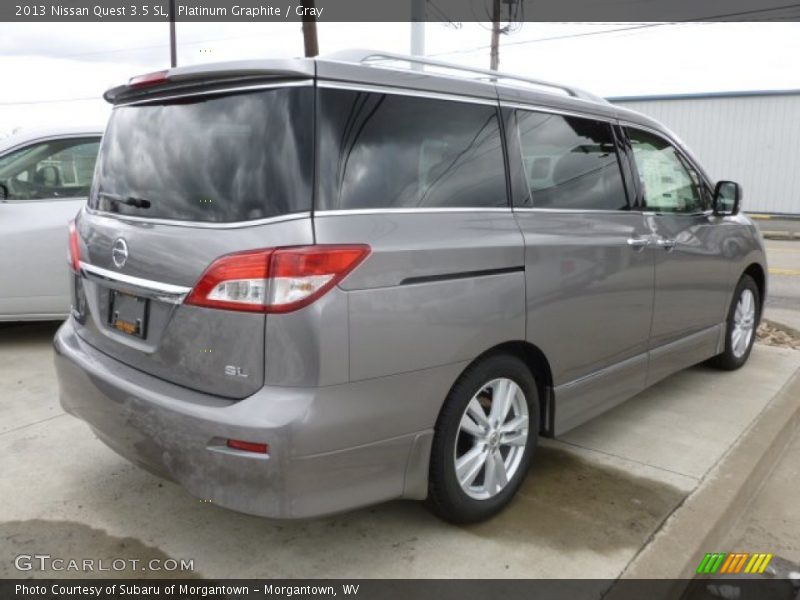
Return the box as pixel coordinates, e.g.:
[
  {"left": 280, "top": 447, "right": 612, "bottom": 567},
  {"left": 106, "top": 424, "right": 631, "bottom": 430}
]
[{"left": 72, "top": 77, "right": 314, "bottom": 398}]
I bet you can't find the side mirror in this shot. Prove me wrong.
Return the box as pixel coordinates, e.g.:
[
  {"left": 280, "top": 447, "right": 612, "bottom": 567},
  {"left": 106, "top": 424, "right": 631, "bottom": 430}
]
[{"left": 713, "top": 180, "right": 741, "bottom": 216}]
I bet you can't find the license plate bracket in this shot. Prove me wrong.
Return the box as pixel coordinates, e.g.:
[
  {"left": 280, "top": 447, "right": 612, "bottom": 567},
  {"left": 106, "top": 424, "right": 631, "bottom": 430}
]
[{"left": 108, "top": 290, "right": 149, "bottom": 339}]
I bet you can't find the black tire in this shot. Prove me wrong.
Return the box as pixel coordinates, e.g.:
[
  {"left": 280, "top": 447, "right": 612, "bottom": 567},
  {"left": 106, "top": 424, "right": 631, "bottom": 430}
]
[
  {"left": 427, "top": 353, "right": 539, "bottom": 523},
  {"left": 708, "top": 274, "right": 760, "bottom": 371}
]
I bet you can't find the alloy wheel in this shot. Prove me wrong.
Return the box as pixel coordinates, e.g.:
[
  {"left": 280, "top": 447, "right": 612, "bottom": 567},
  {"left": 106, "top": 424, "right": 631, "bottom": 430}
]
[
  {"left": 732, "top": 288, "right": 756, "bottom": 358},
  {"left": 453, "top": 377, "right": 529, "bottom": 500}
]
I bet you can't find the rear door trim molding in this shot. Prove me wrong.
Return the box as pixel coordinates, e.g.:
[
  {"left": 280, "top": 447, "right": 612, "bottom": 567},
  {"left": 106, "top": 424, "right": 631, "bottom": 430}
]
[
  {"left": 400, "top": 266, "right": 524, "bottom": 286},
  {"left": 80, "top": 262, "right": 192, "bottom": 304},
  {"left": 83, "top": 208, "right": 312, "bottom": 230}
]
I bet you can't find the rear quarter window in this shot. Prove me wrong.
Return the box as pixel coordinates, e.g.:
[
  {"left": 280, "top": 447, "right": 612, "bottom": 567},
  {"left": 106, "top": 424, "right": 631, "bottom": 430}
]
[
  {"left": 514, "top": 110, "right": 628, "bottom": 211},
  {"left": 90, "top": 86, "right": 313, "bottom": 223},
  {"left": 317, "top": 88, "right": 508, "bottom": 210}
]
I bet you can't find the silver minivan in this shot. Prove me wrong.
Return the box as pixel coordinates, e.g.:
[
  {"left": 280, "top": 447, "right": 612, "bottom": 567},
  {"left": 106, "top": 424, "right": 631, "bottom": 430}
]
[{"left": 54, "top": 51, "right": 767, "bottom": 522}]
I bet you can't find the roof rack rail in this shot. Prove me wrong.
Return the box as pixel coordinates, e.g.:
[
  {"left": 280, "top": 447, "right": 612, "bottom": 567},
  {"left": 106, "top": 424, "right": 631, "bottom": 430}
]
[{"left": 324, "top": 49, "right": 607, "bottom": 103}]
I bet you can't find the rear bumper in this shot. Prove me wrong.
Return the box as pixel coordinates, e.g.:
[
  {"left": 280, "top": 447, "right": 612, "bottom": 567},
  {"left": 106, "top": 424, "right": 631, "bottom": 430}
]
[{"left": 54, "top": 319, "right": 442, "bottom": 518}]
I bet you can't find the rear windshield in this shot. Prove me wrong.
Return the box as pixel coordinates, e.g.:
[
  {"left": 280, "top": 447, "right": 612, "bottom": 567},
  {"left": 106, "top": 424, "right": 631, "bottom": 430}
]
[{"left": 89, "top": 86, "right": 312, "bottom": 223}]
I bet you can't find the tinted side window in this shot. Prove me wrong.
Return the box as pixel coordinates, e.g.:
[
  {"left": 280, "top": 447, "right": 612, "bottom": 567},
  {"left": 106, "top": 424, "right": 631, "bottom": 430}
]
[
  {"left": 626, "top": 128, "right": 706, "bottom": 213},
  {"left": 317, "top": 89, "right": 507, "bottom": 210},
  {"left": 0, "top": 137, "right": 100, "bottom": 201},
  {"left": 515, "top": 110, "right": 628, "bottom": 210}
]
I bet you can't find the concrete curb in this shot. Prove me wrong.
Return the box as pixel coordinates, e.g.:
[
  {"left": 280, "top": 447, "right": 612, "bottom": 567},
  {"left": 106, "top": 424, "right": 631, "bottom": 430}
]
[
  {"left": 749, "top": 214, "right": 800, "bottom": 221},
  {"left": 761, "top": 230, "right": 800, "bottom": 241},
  {"left": 750, "top": 214, "right": 800, "bottom": 240},
  {"left": 608, "top": 361, "right": 800, "bottom": 597}
]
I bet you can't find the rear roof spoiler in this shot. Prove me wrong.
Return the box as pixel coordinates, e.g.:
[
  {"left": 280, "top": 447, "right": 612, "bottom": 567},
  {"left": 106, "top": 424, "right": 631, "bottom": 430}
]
[{"left": 103, "top": 58, "right": 315, "bottom": 104}]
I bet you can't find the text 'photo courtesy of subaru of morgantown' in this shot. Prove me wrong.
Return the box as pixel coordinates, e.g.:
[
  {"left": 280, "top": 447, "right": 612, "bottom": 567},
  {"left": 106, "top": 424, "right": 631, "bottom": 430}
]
[{"left": 54, "top": 51, "right": 767, "bottom": 523}]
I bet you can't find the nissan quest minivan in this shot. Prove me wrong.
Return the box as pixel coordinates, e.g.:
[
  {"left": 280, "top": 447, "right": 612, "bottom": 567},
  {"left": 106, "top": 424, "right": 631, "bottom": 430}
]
[{"left": 54, "top": 50, "right": 767, "bottom": 523}]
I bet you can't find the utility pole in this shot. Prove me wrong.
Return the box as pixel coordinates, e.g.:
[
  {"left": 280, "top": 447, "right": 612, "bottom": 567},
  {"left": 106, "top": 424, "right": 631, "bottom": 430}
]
[
  {"left": 489, "top": 0, "right": 501, "bottom": 70},
  {"left": 301, "top": 0, "right": 319, "bottom": 57},
  {"left": 169, "top": 0, "right": 177, "bottom": 67},
  {"left": 410, "top": 0, "right": 425, "bottom": 58}
]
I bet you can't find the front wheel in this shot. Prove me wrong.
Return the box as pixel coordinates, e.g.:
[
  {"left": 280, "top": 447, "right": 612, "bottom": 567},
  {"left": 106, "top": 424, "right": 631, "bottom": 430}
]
[
  {"left": 709, "top": 274, "right": 760, "bottom": 370},
  {"left": 427, "top": 354, "right": 539, "bottom": 523}
]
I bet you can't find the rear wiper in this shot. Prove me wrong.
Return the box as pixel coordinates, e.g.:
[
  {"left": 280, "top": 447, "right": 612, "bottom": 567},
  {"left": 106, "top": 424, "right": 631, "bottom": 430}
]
[{"left": 98, "top": 191, "right": 152, "bottom": 209}]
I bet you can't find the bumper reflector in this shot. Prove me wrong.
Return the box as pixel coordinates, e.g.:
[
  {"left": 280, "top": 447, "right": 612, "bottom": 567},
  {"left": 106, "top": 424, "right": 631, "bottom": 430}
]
[{"left": 226, "top": 439, "right": 269, "bottom": 454}]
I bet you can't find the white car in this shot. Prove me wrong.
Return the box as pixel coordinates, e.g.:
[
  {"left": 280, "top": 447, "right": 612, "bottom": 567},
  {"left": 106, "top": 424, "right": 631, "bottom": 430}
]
[{"left": 0, "top": 126, "right": 103, "bottom": 321}]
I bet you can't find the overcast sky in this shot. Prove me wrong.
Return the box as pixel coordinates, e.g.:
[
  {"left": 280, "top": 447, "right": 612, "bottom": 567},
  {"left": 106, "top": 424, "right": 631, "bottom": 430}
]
[{"left": 1, "top": 21, "right": 798, "bottom": 135}]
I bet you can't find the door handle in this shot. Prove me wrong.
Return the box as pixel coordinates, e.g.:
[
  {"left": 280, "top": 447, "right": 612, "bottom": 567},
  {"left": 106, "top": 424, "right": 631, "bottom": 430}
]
[
  {"left": 627, "top": 237, "right": 651, "bottom": 250},
  {"left": 656, "top": 238, "right": 677, "bottom": 251}
]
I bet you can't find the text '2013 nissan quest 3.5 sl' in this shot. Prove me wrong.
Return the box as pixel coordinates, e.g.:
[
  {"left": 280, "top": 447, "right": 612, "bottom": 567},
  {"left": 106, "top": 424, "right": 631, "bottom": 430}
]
[{"left": 55, "top": 50, "right": 767, "bottom": 523}]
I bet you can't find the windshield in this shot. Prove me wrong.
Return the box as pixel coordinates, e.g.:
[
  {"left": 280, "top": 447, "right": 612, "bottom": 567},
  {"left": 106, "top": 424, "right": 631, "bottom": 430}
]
[{"left": 89, "top": 85, "right": 312, "bottom": 223}]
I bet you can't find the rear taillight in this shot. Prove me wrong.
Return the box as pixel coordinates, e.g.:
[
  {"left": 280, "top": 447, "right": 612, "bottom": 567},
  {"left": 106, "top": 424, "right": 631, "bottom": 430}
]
[
  {"left": 68, "top": 220, "right": 80, "bottom": 272},
  {"left": 185, "top": 249, "right": 271, "bottom": 312},
  {"left": 269, "top": 245, "right": 371, "bottom": 313},
  {"left": 185, "top": 245, "right": 370, "bottom": 313}
]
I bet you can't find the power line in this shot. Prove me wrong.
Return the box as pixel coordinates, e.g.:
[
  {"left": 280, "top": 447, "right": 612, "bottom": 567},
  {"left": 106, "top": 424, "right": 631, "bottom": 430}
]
[
  {"left": 0, "top": 96, "right": 100, "bottom": 106},
  {"left": 430, "top": 3, "right": 800, "bottom": 58},
  {"left": 692, "top": 2, "right": 800, "bottom": 21},
  {"left": 428, "top": 22, "right": 674, "bottom": 57}
]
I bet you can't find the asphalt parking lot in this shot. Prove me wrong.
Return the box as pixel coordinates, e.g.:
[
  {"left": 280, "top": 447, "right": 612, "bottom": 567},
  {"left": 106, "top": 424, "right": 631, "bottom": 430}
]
[{"left": 1, "top": 240, "right": 799, "bottom": 581}]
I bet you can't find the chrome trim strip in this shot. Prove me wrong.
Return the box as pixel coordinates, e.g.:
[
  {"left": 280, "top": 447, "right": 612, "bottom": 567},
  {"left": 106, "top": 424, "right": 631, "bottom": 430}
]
[
  {"left": 556, "top": 352, "right": 647, "bottom": 391},
  {"left": 117, "top": 79, "right": 313, "bottom": 106},
  {"left": 648, "top": 325, "right": 720, "bottom": 358},
  {"left": 513, "top": 207, "right": 637, "bottom": 215},
  {"left": 317, "top": 80, "right": 499, "bottom": 106},
  {"left": 80, "top": 262, "right": 192, "bottom": 304},
  {"left": 313, "top": 207, "right": 512, "bottom": 217},
  {"left": 83, "top": 208, "right": 311, "bottom": 229},
  {"left": 641, "top": 210, "right": 715, "bottom": 218},
  {"left": 500, "top": 101, "right": 616, "bottom": 123}
]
